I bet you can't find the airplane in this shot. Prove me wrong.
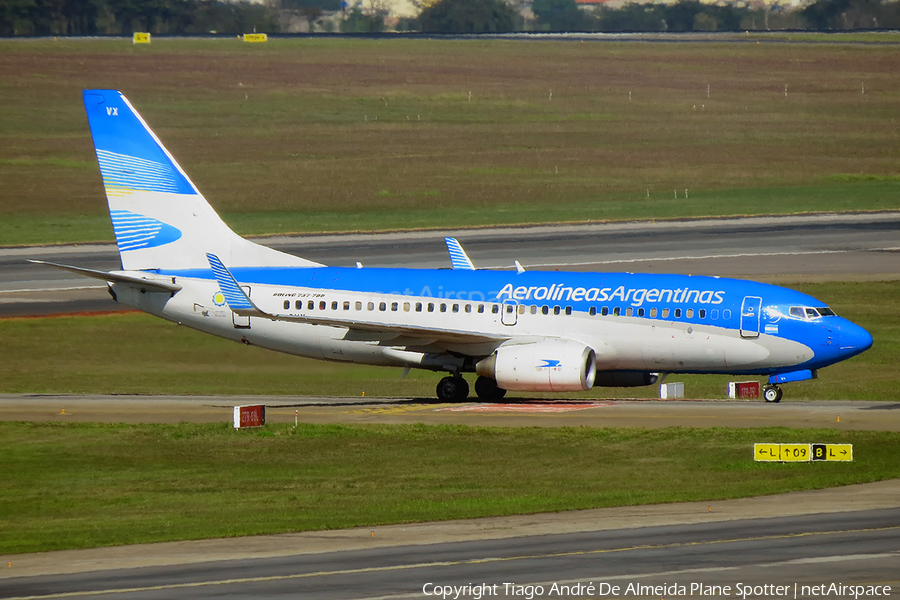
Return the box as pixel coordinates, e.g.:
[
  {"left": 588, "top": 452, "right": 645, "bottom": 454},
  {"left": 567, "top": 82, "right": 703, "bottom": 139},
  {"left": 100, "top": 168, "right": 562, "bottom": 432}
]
[{"left": 35, "top": 89, "right": 874, "bottom": 404}]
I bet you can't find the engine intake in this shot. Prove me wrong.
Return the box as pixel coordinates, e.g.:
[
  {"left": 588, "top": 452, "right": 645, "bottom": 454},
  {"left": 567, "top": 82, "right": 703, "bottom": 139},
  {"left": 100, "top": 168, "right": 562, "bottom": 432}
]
[{"left": 476, "top": 340, "right": 596, "bottom": 392}]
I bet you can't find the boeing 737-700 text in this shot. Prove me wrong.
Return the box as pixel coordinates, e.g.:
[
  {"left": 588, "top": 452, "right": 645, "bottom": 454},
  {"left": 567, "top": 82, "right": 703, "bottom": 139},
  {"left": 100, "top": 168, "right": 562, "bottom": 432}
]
[{"left": 34, "top": 90, "right": 874, "bottom": 403}]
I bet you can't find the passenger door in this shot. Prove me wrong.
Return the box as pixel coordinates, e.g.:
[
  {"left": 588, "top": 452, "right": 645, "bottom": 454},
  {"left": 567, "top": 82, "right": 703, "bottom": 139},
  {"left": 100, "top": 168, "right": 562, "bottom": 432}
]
[{"left": 740, "top": 296, "right": 762, "bottom": 338}]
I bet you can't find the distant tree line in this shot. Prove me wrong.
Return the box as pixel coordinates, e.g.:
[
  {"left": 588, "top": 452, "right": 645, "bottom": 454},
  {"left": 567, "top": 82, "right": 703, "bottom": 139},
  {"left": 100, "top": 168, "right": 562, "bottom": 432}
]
[
  {"left": 0, "top": 0, "right": 337, "bottom": 36},
  {"left": 3, "top": 0, "right": 900, "bottom": 36}
]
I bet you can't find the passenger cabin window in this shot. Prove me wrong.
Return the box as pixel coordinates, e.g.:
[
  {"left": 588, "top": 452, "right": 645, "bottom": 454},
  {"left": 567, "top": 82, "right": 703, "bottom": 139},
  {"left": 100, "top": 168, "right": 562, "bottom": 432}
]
[
  {"left": 391, "top": 302, "right": 398, "bottom": 311},
  {"left": 650, "top": 308, "right": 657, "bottom": 318},
  {"left": 403, "top": 302, "right": 410, "bottom": 312},
  {"left": 465, "top": 304, "right": 472, "bottom": 313},
  {"left": 553, "top": 306, "right": 561, "bottom": 315},
  {"left": 542, "top": 306, "right": 549, "bottom": 315},
  {"left": 283, "top": 300, "right": 290, "bottom": 310},
  {"left": 674, "top": 308, "right": 682, "bottom": 318},
  {"left": 565, "top": 306, "right": 572, "bottom": 315},
  {"left": 492, "top": 305, "right": 499, "bottom": 314},
  {"left": 343, "top": 301, "right": 350, "bottom": 311},
  {"left": 589, "top": 307, "right": 596, "bottom": 316},
  {"left": 379, "top": 302, "right": 386, "bottom": 311},
  {"left": 295, "top": 300, "right": 302, "bottom": 310},
  {"left": 356, "top": 301, "right": 362, "bottom": 310},
  {"left": 440, "top": 303, "right": 447, "bottom": 313},
  {"left": 367, "top": 302, "right": 375, "bottom": 311},
  {"left": 416, "top": 302, "right": 423, "bottom": 312},
  {"left": 428, "top": 303, "right": 435, "bottom": 312},
  {"left": 613, "top": 307, "right": 620, "bottom": 316},
  {"left": 453, "top": 304, "right": 460, "bottom": 313},
  {"left": 478, "top": 304, "right": 485, "bottom": 314},
  {"left": 331, "top": 301, "right": 338, "bottom": 310},
  {"left": 319, "top": 301, "right": 326, "bottom": 310},
  {"left": 626, "top": 307, "right": 633, "bottom": 317},
  {"left": 601, "top": 306, "right": 609, "bottom": 316},
  {"left": 686, "top": 308, "right": 694, "bottom": 318},
  {"left": 637, "top": 308, "right": 644, "bottom": 317},
  {"left": 699, "top": 309, "right": 706, "bottom": 319},
  {"left": 662, "top": 308, "right": 669, "bottom": 318},
  {"left": 308, "top": 301, "right": 314, "bottom": 310}
]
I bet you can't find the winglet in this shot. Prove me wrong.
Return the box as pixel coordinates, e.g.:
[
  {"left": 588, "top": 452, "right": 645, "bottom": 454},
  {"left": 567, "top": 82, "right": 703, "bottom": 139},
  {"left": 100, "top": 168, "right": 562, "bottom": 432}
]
[
  {"left": 515, "top": 260, "right": 525, "bottom": 274},
  {"left": 445, "top": 237, "right": 475, "bottom": 270},
  {"left": 206, "top": 253, "right": 260, "bottom": 314}
]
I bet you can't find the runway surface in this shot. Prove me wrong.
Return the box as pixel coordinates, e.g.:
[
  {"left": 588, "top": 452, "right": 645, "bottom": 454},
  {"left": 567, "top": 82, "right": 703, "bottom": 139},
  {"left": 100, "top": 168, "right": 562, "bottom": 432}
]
[{"left": 2, "top": 212, "right": 899, "bottom": 317}]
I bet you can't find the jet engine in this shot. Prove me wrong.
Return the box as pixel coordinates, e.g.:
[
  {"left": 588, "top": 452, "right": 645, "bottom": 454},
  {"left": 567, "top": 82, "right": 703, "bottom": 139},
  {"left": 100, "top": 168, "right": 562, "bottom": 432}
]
[{"left": 475, "top": 340, "right": 596, "bottom": 392}]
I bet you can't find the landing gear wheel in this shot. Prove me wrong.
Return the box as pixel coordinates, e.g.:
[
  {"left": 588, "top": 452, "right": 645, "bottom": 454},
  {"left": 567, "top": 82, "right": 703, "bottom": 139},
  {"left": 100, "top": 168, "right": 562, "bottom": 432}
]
[
  {"left": 436, "top": 376, "right": 469, "bottom": 402},
  {"left": 763, "top": 385, "right": 783, "bottom": 403},
  {"left": 475, "top": 376, "right": 507, "bottom": 401}
]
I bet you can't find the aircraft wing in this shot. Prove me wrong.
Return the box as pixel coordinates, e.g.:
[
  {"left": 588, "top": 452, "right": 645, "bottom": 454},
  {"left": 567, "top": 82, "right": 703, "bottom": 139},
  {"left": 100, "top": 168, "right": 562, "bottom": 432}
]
[
  {"left": 206, "top": 254, "right": 505, "bottom": 345},
  {"left": 29, "top": 260, "right": 182, "bottom": 293}
]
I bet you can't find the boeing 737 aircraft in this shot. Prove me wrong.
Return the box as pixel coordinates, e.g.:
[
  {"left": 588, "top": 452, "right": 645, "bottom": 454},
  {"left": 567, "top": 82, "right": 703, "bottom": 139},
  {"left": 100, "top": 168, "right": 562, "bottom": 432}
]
[{"left": 36, "top": 90, "right": 874, "bottom": 403}]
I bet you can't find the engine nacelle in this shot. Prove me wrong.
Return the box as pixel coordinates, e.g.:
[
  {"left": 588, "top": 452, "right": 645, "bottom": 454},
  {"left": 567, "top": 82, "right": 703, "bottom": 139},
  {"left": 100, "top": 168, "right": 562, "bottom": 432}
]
[{"left": 476, "top": 340, "right": 596, "bottom": 392}]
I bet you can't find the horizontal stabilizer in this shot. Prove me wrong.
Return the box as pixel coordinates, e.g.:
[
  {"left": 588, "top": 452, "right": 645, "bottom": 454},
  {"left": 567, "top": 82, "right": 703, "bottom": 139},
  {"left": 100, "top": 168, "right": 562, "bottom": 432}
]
[{"left": 29, "top": 260, "right": 182, "bottom": 293}]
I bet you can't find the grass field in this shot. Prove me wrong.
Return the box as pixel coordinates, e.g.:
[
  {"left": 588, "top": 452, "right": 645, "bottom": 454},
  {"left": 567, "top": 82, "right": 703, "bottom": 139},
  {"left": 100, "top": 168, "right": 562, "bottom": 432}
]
[
  {"left": 1, "top": 37, "right": 898, "bottom": 246},
  {"left": 2, "top": 421, "right": 898, "bottom": 554},
  {"left": 0, "top": 281, "right": 895, "bottom": 400}
]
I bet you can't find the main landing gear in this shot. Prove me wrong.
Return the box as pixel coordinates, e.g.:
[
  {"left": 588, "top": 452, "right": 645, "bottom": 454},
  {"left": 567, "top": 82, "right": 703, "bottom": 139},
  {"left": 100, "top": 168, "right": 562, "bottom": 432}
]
[
  {"left": 435, "top": 375, "right": 508, "bottom": 402},
  {"left": 436, "top": 376, "right": 469, "bottom": 402},
  {"left": 763, "top": 385, "right": 783, "bottom": 403}
]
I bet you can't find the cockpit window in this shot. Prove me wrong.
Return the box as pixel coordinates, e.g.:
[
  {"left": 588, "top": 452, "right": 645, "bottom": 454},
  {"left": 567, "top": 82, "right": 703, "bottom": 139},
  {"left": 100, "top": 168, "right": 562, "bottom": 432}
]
[{"left": 790, "top": 306, "right": 836, "bottom": 320}]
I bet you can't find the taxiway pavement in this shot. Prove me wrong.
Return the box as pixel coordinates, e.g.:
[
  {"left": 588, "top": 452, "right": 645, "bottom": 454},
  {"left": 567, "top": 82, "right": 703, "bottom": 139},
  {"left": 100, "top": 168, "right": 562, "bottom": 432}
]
[{"left": 3, "top": 395, "right": 900, "bottom": 431}]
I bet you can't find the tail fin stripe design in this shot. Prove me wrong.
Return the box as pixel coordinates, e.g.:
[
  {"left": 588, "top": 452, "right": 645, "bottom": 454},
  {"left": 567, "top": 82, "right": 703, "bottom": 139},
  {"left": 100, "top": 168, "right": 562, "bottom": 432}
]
[
  {"left": 96, "top": 149, "right": 184, "bottom": 196},
  {"left": 110, "top": 210, "right": 182, "bottom": 251}
]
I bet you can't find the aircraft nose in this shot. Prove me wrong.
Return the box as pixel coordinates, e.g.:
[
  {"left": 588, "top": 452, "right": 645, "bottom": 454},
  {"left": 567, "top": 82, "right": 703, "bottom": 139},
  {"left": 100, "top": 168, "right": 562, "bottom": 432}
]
[{"left": 836, "top": 319, "right": 873, "bottom": 359}]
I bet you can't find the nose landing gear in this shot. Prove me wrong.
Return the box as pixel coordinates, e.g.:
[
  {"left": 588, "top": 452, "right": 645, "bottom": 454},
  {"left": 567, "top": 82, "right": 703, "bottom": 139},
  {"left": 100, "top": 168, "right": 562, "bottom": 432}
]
[{"left": 763, "top": 385, "right": 783, "bottom": 403}]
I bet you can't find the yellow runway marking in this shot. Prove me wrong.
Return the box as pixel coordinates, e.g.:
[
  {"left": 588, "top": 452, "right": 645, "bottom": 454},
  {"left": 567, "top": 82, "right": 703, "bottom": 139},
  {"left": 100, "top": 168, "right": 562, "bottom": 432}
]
[{"left": 8, "top": 525, "right": 900, "bottom": 600}]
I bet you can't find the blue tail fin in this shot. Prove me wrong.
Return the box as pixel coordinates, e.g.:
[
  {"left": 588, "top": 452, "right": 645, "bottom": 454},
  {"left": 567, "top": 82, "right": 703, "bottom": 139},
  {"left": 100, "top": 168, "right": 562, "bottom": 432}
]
[{"left": 83, "top": 90, "right": 321, "bottom": 271}]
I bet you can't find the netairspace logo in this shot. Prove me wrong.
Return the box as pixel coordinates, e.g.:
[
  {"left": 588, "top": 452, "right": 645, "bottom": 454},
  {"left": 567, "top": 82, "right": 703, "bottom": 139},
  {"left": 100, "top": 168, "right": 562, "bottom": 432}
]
[{"left": 421, "top": 581, "right": 892, "bottom": 600}]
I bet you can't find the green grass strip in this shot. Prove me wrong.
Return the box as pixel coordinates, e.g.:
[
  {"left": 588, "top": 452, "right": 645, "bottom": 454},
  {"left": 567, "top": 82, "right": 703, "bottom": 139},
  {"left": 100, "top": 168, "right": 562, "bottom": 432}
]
[{"left": 2, "top": 421, "right": 898, "bottom": 554}]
